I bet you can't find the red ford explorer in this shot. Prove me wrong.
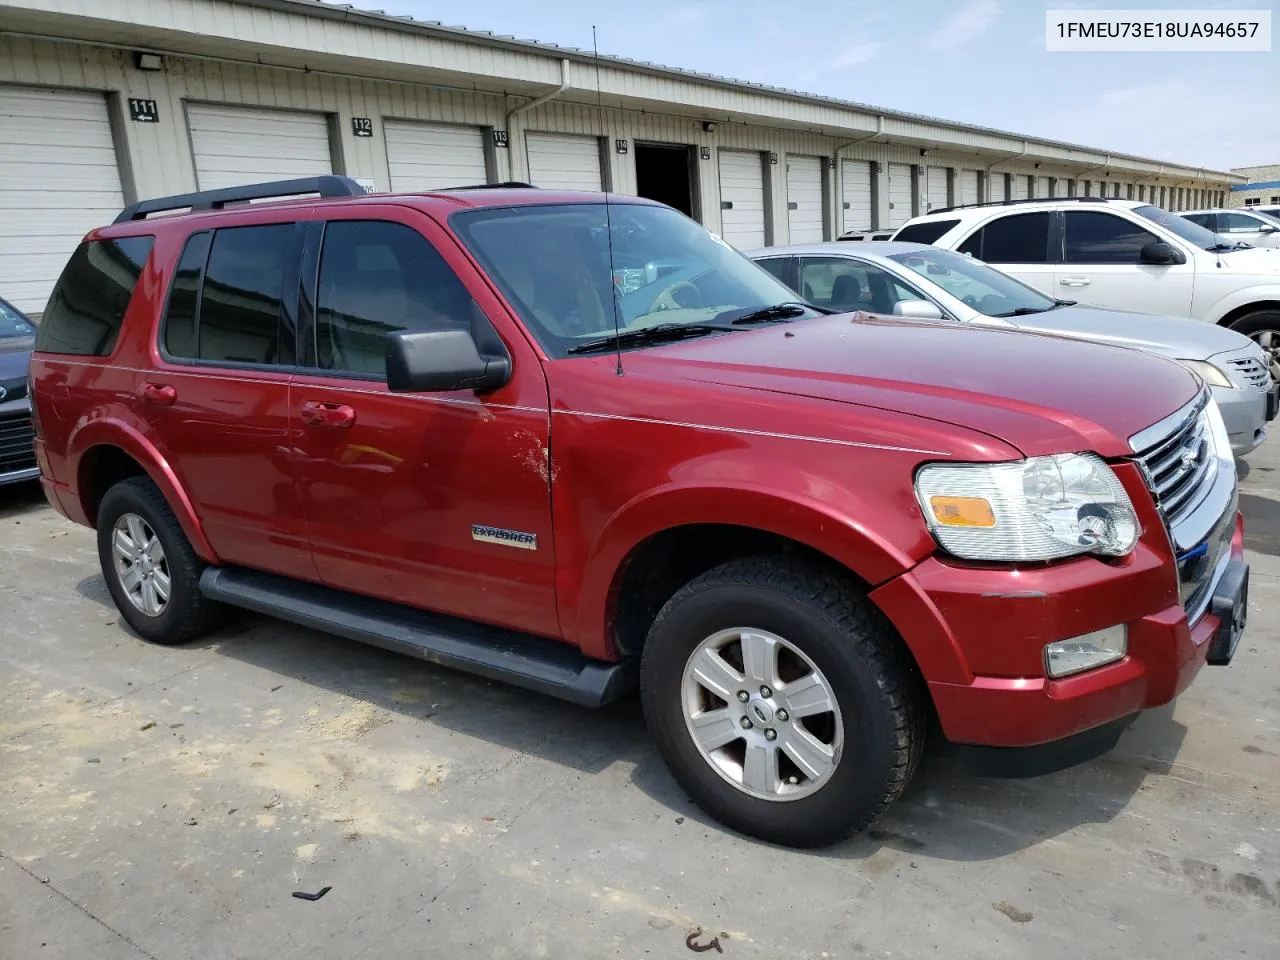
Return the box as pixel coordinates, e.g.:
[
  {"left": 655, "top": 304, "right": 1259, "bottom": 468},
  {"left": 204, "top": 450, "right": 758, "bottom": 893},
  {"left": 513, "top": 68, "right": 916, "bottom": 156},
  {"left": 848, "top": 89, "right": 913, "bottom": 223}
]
[{"left": 29, "top": 177, "right": 1248, "bottom": 846}]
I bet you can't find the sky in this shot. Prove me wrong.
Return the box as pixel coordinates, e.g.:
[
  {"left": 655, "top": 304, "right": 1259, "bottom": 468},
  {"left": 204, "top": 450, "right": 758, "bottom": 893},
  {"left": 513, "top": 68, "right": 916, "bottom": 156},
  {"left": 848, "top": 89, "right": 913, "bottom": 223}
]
[{"left": 367, "top": 0, "right": 1278, "bottom": 172}]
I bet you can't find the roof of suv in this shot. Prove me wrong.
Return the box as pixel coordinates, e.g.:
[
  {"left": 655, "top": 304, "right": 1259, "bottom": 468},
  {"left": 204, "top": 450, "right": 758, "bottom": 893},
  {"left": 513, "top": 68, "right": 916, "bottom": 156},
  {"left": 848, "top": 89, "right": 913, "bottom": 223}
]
[{"left": 903, "top": 196, "right": 1146, "bottom": 224}]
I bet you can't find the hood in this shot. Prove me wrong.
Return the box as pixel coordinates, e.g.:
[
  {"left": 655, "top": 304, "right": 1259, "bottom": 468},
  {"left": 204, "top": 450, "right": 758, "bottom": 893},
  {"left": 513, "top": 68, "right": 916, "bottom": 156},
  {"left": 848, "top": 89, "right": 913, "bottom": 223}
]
[
  {"left": 0, "top": 338, "right": 33, "bottom": 383},
  {"left": 1005, "top": 305, "right": 1252, "bottom": 361},
  {"left": 1214, "top": 245, "right": 1280, "bottom": 275},
  {"left": 622, "top": 314, "right": 1201, "bottom": 459}
]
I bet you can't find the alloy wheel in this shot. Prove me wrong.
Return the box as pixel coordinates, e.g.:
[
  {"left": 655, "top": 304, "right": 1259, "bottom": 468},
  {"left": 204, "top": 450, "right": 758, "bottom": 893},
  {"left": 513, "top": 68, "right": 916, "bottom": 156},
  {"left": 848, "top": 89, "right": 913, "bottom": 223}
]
[{"left": 111, "top": 512, "right": 171, "bottom": 617}]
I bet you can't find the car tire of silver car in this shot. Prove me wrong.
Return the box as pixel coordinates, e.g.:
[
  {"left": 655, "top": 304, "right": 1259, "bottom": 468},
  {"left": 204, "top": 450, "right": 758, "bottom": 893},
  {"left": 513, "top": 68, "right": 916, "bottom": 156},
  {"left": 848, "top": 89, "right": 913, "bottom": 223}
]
[
  {"left": 97, "top": 477, "right": 225, "bottom": 645},
  {"left": 1229, "top": 310, "right": 1280, "bottom": 381},
  {"left": 640, "top": 556, "right": 926, "bottom": 847}
]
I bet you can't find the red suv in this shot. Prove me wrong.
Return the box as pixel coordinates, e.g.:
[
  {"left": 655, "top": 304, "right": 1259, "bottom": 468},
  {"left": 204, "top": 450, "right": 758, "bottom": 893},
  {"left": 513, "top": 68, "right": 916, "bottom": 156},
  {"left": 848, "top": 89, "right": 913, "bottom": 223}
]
[{"left": 30, "top": 176, "right": 1249, "bottom": 846}]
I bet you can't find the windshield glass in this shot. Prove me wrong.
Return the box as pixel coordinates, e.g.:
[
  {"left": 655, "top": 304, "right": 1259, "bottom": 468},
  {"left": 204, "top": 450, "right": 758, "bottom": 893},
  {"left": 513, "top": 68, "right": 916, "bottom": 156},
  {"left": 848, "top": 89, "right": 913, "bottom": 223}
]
[
  {"left": 450, "top": 203, "right": 820, "bottom": 357},
  {"left": 888, "top": 247, "right": 1056, "bottom": 317},
  {"left": 0, "top": 299, "right": 35, "bottom": 340},
  {"left": 1133, "top": 204, "right": 1223, "bottom": 250}
]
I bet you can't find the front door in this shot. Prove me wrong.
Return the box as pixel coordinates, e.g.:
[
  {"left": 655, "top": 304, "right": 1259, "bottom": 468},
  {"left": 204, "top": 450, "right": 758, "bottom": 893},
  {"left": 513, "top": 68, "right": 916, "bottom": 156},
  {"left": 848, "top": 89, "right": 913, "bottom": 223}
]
[
  {"left": 1055, "top": 210, "right": 1195, "bottom": 317},
  {"left": 290, "top": 209, "right": 559, "bottom": 638}
]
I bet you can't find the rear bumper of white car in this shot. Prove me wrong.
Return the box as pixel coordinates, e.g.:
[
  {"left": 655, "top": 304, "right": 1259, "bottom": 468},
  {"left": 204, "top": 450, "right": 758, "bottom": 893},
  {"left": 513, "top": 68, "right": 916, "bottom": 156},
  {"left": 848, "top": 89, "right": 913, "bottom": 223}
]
[{"left": 1215, "top": 383, "right": 1275, "bottom": 456}]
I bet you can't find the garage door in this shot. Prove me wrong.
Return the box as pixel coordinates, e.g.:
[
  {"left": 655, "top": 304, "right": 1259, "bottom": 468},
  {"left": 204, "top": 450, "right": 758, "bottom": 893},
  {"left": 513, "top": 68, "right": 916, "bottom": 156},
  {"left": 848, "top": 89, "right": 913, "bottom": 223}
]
[
  {"left": 887, "top": 163, "right": 913, "bottom": 227},
  {"left": 187, "top": 103, "right": 332, "bottom": 190},
  {"left": 958, "top": 169, "right": 979, "bottom": 207},
  {"left": 840, "top": 159, "right": 873, "bottom": 233},
  {"left": 717, "top": 150, "right": 766, "bottom": 249},
  {"left": 525, "top": 132, "right": 602, "bottom": 191},
  {"left": 786, "top": 156, "right": 824, "bottom": 243},
  {"left": 1012, "top": 175, "right": 1029, "bottom": 200},
  {"left": 384, "top": 120, "right": 487, "bottom": 191},
  {"left": 1053, "top": 178, "right": 1068, "bottom": 197},
  {"left": 926, "top": 167, "right": 949, "bottom": 212},
  {"left": 0, "top": 86, "right": 126, "bottom": 314},
  {"left": 1033, "top": 176, "right": 1050, "bottom": 198},
  {"left": 988, "top": 173, "right": 1007, "bottom": 203}
]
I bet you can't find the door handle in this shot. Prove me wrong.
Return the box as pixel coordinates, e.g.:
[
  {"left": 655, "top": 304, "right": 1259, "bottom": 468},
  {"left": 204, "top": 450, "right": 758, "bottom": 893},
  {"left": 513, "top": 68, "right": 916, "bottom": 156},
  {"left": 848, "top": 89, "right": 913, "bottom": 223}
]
[
  {"left": 139, "top": 382, "right": 177, "bottom": 406},
  {"left": 1059, "top": 277, "right": 1092, "bottom": 287},
  {"left": 300, "top": 400, "right": 356, "bottom": 428}
]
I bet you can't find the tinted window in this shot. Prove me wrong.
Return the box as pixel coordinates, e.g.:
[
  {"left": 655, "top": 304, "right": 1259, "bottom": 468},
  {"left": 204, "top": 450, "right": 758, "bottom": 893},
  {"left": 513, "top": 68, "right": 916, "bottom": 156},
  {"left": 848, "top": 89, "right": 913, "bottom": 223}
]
[
  {"left": 1221, "top": 213, "right": 1262, "bottom": 233},
  {"left": 162, "top": 232, "right": 212, "bottom": 358},
  {"left": 894, "top": 219, "right": 960, "bottom": 245},
  {"left": 957, "top": 212, "right": 1050, "bottom": 263},
  {"left": 1063, "top": 212, "right": 1159, "bottom": 264},
  {"left": 798, "top": 257, "right": 924, "bottom": 313},
  {"left": 1183, "top": 213, "right": 1215, "bottom": 229},
  {"left": 755, "top": 257, "right": 791, "bottom": 284},
  {"left": 315, "top": 220, "right": 487, "bottom": 377},
  {"left": 35, "top": 237, "right": 154, "bottom": 356},
  {"left": 192, "top": 225, "right": 294, "bottom": 365}
]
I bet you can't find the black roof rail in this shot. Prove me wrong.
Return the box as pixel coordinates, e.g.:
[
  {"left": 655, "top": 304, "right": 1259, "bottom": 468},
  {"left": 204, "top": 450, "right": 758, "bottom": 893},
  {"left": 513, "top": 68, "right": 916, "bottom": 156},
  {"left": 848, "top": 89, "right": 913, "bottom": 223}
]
[
  {"left": 113, "top": 176, "right": 368, "bottom": 224},
  {"left": 436, "top": 181, "right": 537, "bottom": 190},
  {"left": 928, "top": 195, "right": 1112, "bottom": 216}
]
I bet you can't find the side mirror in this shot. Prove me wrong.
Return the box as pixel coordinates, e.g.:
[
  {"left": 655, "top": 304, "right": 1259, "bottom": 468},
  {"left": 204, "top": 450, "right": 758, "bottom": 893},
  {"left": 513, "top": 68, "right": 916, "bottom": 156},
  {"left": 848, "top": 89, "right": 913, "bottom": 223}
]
[
  {"left": 1259, "top": 225, "right": 1278, "bottom": 234},
  {"left": 386, "top": 329, "right": 511, "bottom": 393},
  {"left": 1139, "top": 241, "right": 1186, "bottom": 265},
  {"left": 892, "top": 299, "right": 945, "bottom": 320}
]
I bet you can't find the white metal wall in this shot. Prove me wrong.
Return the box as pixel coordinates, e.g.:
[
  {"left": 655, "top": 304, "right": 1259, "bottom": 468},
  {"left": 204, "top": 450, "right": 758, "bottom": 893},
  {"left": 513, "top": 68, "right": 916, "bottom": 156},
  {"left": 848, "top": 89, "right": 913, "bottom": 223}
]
[
  {"left": 384, "top": 119, "right": 487, "bottom": 191},
  {"left": 0, "top": 85, "right": 126, "bottom": 314}
]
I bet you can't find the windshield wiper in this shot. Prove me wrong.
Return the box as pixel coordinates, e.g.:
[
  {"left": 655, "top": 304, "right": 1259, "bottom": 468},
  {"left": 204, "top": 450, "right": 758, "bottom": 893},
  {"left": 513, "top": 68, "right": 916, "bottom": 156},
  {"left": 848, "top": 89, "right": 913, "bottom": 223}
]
[
  {"left": 566, "top": 322, "right": 739, "bottom": 355},
  {"left": 715, "top": 302, "right": 820, "bottom": 325},
  {"left": 990, "top": 305, "right": 1052, "bottom": 318},
  {"left": 1052, "top": 299, "right": 1077, "bottom": 308}
]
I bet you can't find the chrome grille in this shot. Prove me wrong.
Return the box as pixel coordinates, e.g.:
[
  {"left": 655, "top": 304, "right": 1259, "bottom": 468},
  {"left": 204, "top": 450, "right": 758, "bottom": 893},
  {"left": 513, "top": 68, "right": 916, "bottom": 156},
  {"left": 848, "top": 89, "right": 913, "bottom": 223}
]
[
  {"left": 1226, "top": 356, "right": 1270, "bottom": 388},
  {"left": 1133, "top": 403, "right": 1217, "bottom": 530},
  {"left": 0, "top": 412, "right": 36, "bottom": 475}
]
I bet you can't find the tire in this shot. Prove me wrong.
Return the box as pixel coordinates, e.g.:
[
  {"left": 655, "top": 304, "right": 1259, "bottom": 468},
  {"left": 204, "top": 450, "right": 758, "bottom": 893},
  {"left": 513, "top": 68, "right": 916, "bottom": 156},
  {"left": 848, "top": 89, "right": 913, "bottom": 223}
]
[
  {"left": 96, "top": 476, "right": 224, "bottom": 645},
  {"left": 1228, "top": 310, "right": 1280, "bottom": 381},
  {"left": 640, "top": 556, "right": 926, "bottom": 847}
]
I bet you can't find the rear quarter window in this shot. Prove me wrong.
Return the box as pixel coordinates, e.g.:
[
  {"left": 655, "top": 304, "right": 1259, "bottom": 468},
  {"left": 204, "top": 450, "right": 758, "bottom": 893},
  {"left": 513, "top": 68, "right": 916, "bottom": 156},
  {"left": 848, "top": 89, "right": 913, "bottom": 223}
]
[
  {"left": 893, "top": 219, "right": 960, "bottom": 245},
  {"left": 34, "top": 237, "right": 155, "bottom": 356}
]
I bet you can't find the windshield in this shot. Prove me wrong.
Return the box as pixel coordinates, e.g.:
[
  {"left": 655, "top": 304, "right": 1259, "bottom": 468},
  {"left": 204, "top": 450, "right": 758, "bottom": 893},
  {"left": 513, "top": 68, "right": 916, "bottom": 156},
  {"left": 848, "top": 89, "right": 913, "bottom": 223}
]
[
  {"left": 0, "top": 299, "right": 35, "bottom": 340},
  {"left": 450, "top": 203, "right": 821, "bottom": 357},
  {"left": 1132, "top": 204, "right": 1224, "bottom": 250},
  {"left": 888, "top": 247, "right": 1057, "bottom": 317}
]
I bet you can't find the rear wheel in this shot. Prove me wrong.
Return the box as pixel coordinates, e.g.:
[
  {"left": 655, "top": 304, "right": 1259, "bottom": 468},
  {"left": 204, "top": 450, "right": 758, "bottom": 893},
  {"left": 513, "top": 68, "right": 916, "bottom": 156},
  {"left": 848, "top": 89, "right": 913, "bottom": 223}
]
[
  {"left": 640, "top": 556, "right": 926, "bottom": 847},
  {"left": 1229, "top": 310, "right": 1280, "bottom": 381},
  {"left": 97, "top": 477, "right": 223, "bottom": 645}
]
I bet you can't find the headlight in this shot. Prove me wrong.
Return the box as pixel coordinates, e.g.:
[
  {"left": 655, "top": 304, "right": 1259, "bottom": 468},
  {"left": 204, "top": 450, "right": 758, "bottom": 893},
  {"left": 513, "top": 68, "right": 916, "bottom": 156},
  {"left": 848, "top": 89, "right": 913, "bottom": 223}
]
[
  {"left": 915, "top": 453, "right": 1138, "bottom": 561},
  {"left": 1177, "top": 359, "right": 1233, "bottom": 388}
]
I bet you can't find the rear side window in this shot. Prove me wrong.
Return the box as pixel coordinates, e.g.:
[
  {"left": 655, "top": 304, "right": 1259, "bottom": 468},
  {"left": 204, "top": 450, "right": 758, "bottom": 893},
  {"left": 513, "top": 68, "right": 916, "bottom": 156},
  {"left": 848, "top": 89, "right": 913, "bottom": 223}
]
[
  {"left": 35, "top": 237, "right": 154, "bottom": 356},
  {"left": 894, "top": 219, "right": 959, "bottom": 245},
  {"left": 162, "top": 224, "right": 295, "bottom": 365},
  {"left": 957, "top": 212, "right": 1051, "bottom": 264}
]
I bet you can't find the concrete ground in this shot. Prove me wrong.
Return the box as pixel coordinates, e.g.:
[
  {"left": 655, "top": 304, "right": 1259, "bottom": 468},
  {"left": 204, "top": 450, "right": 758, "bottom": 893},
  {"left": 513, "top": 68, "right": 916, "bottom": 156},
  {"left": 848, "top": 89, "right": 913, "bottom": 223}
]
[{"left": 1, "top": 449, "right": 1278, "bottom": 960}]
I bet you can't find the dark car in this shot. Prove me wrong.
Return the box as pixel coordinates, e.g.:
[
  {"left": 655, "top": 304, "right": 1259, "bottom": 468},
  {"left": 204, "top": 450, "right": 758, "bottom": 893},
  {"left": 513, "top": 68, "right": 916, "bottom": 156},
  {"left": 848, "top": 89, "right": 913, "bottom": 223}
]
[{"left": 0, "top": 297, "right": 38, "bottom": 486}]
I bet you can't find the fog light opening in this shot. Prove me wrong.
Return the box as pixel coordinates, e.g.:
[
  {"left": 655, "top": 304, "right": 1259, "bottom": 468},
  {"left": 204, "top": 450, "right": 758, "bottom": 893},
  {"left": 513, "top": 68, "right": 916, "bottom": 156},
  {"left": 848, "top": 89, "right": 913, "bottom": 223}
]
[{"left": 1045, "top": 625, "right": 1127, "bottom": 679}]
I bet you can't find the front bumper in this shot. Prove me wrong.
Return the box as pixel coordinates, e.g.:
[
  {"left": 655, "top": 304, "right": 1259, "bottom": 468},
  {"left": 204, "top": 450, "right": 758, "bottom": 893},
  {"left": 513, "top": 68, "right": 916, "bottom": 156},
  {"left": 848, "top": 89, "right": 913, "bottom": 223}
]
[
  {"left": 1214, "top": 382, "right": 1274, "bottom": 457},
  {"left": 871, "top": 512, "right": 1246, "bottom": 752}
]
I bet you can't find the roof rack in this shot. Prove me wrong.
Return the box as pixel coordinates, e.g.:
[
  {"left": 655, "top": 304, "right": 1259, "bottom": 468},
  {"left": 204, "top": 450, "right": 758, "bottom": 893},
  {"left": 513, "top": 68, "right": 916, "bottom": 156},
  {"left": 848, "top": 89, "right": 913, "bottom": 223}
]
[
  {"left": 438, "top": 181, "right": 537, "bottom": 190},
  {"left": 928, "top": 195, "right": 1112, "bottom": 216},
  {"left": 113, "top": 176, "right": 369, "bottom": 223}
]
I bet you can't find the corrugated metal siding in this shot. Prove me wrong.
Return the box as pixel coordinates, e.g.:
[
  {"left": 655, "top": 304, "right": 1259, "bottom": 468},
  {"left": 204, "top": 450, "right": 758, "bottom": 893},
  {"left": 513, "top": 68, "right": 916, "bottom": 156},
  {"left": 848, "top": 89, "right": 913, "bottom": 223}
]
[
  {"left": 0, "top": 84, "right": 126, "bottom": 313},
  {"left": 717, "top": 149, "right": 766, "bottom": 249},
  {"left": 384, "top": 119, "right": 487, "bottom": 190},
  {"left": 841, "top": 159, "right": 873, "bottom": 233},
  {"left": 186, "top": 102, "right": 333, "bottom": 189},
  {"left": 785, "top": 155, "right": 824, "bottom": 243}
]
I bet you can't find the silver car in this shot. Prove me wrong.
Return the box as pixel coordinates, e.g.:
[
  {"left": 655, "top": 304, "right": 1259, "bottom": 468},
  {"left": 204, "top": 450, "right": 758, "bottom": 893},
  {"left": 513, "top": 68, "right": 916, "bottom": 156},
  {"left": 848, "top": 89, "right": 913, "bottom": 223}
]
[
  {"left": 750, "top": 241, "right": 1278, "bottom": 456},
  {"left": 1181, "top": 208, "right": 1280, "bottom": 249}
]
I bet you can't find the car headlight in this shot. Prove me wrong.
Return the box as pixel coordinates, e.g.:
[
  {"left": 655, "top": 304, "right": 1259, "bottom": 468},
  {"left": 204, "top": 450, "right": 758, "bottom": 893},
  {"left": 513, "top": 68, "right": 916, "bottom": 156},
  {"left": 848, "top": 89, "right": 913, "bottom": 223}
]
[
  {"left": 1177, "top": 359, "right": 1233, "bottom": 388},
  {"left": 914, "top": 453, "right": 1139, "bottom": 561}
]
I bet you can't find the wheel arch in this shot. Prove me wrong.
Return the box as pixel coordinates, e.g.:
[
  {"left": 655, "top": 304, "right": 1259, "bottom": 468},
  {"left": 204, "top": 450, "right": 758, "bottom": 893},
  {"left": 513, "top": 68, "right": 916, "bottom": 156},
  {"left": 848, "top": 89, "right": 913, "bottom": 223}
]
[{"left": 1213, "top": 297, "right": 1280, "bottom": 328}]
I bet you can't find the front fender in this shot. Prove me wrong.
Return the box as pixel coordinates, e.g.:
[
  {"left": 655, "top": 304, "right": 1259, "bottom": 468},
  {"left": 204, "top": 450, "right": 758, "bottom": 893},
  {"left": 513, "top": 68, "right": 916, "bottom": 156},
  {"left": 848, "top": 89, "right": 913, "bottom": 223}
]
[
  {"left": 569, "top": 481, "right": 933, "bottom": 660},
  {"left": 68, "top": 415, "right": 220, "bottom": 564},
  {"left": 1202, "top": 285, "right": 1280, "bottom": 325}
]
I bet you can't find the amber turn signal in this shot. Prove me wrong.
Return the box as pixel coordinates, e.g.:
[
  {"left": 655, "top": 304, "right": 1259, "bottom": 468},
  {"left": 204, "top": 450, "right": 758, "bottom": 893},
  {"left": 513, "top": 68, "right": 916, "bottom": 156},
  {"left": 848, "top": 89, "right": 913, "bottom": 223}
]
[{"left": 928, "top": 496, "right": 996, "bottom": 528}]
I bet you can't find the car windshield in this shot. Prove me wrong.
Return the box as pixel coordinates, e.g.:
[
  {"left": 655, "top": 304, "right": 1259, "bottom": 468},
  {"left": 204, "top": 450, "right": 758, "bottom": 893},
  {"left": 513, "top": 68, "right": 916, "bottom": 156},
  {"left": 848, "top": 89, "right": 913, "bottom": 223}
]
[
  {"left": 888, "top": 247, "right": 1057, "bottom": 318},
  {"left": 450, "top": 202, "right": 822, "bottom": 357},
  {"left": 1133, "top": 204, "right": 1225, "bottom": 251},
  {"left": 0, "top": 299, "right": 35, "bottom": 340}
]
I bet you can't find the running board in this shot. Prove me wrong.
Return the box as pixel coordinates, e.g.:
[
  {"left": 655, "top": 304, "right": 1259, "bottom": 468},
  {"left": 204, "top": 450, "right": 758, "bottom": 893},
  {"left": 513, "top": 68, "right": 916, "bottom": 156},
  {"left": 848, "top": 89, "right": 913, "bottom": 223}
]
[{"left": 198, "top": 567, "right": 636, "bottom": 707}]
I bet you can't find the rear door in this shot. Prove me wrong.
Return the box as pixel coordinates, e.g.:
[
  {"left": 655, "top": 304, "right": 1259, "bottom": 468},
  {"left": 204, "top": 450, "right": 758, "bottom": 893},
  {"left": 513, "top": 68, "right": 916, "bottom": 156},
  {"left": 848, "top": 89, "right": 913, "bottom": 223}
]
[
  {"left": 954, "top": 211, "right": 1056, "bottom": 296},
  {"left": 1055, "top": 209, "right": 1195, "bottom": 316},
  {"left": 143, "top": 218, "right": 312, "bottom": 576},
  {"left": 290, "top": 207, "right": 558, "bottom": 636}
]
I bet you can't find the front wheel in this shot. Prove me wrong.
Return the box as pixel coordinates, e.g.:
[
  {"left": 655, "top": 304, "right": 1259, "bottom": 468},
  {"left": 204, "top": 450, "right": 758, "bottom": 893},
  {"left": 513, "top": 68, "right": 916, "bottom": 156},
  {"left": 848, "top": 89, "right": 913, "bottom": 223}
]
[{"left": 640, "top": 557, "right": 926, "bottom": 847}]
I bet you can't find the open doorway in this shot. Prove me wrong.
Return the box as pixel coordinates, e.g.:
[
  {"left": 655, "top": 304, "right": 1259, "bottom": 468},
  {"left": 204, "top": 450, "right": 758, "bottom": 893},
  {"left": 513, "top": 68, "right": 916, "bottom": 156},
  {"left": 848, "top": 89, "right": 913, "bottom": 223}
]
[{"left": 635, "top": 142, "right": 697, "bottom": 219}]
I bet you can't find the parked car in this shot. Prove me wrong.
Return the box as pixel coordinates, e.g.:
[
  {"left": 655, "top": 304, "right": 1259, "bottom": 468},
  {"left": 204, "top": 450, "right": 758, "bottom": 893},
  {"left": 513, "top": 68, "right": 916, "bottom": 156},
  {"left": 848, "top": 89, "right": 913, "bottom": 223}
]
[
  {"left": 1181, "top": 208, "right": 1280, "bottom": 249},
  {"left": 0, "top": 296, "right": 38, "bottom": 487},
  {"left": 751, "top": 241, "right": 1277, "bottom": 456},
  {"left": 31, "top": 177, "right": 1248, "bottom": 847},
  {"left": 891, "top": 197, "right": 1280, "bottom": 379},
  {"left": 1249, "top": 204, "right": 1280, "bottom": 220}
]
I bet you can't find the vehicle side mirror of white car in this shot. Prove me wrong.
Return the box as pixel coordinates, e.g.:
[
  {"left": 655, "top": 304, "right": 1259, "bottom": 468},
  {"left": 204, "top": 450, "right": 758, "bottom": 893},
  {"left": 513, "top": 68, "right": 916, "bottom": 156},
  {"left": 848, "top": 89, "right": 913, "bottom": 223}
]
[
  {"left": 1139, "top": 241, "right": 1186, "bottom": 266},
  {"left": 1259, "top": 225, "right": 1278, "bottom": 234},
  {"left": 893, "top": 299, "right": 945, "bottom": 320}
]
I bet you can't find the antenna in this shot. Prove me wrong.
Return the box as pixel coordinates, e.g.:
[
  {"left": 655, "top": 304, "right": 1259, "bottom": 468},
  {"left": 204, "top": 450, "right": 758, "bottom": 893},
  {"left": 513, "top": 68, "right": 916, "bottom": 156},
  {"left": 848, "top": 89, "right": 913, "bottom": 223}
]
[{"left": 593, "top": 25, "right": 624, "bottom": 376}]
